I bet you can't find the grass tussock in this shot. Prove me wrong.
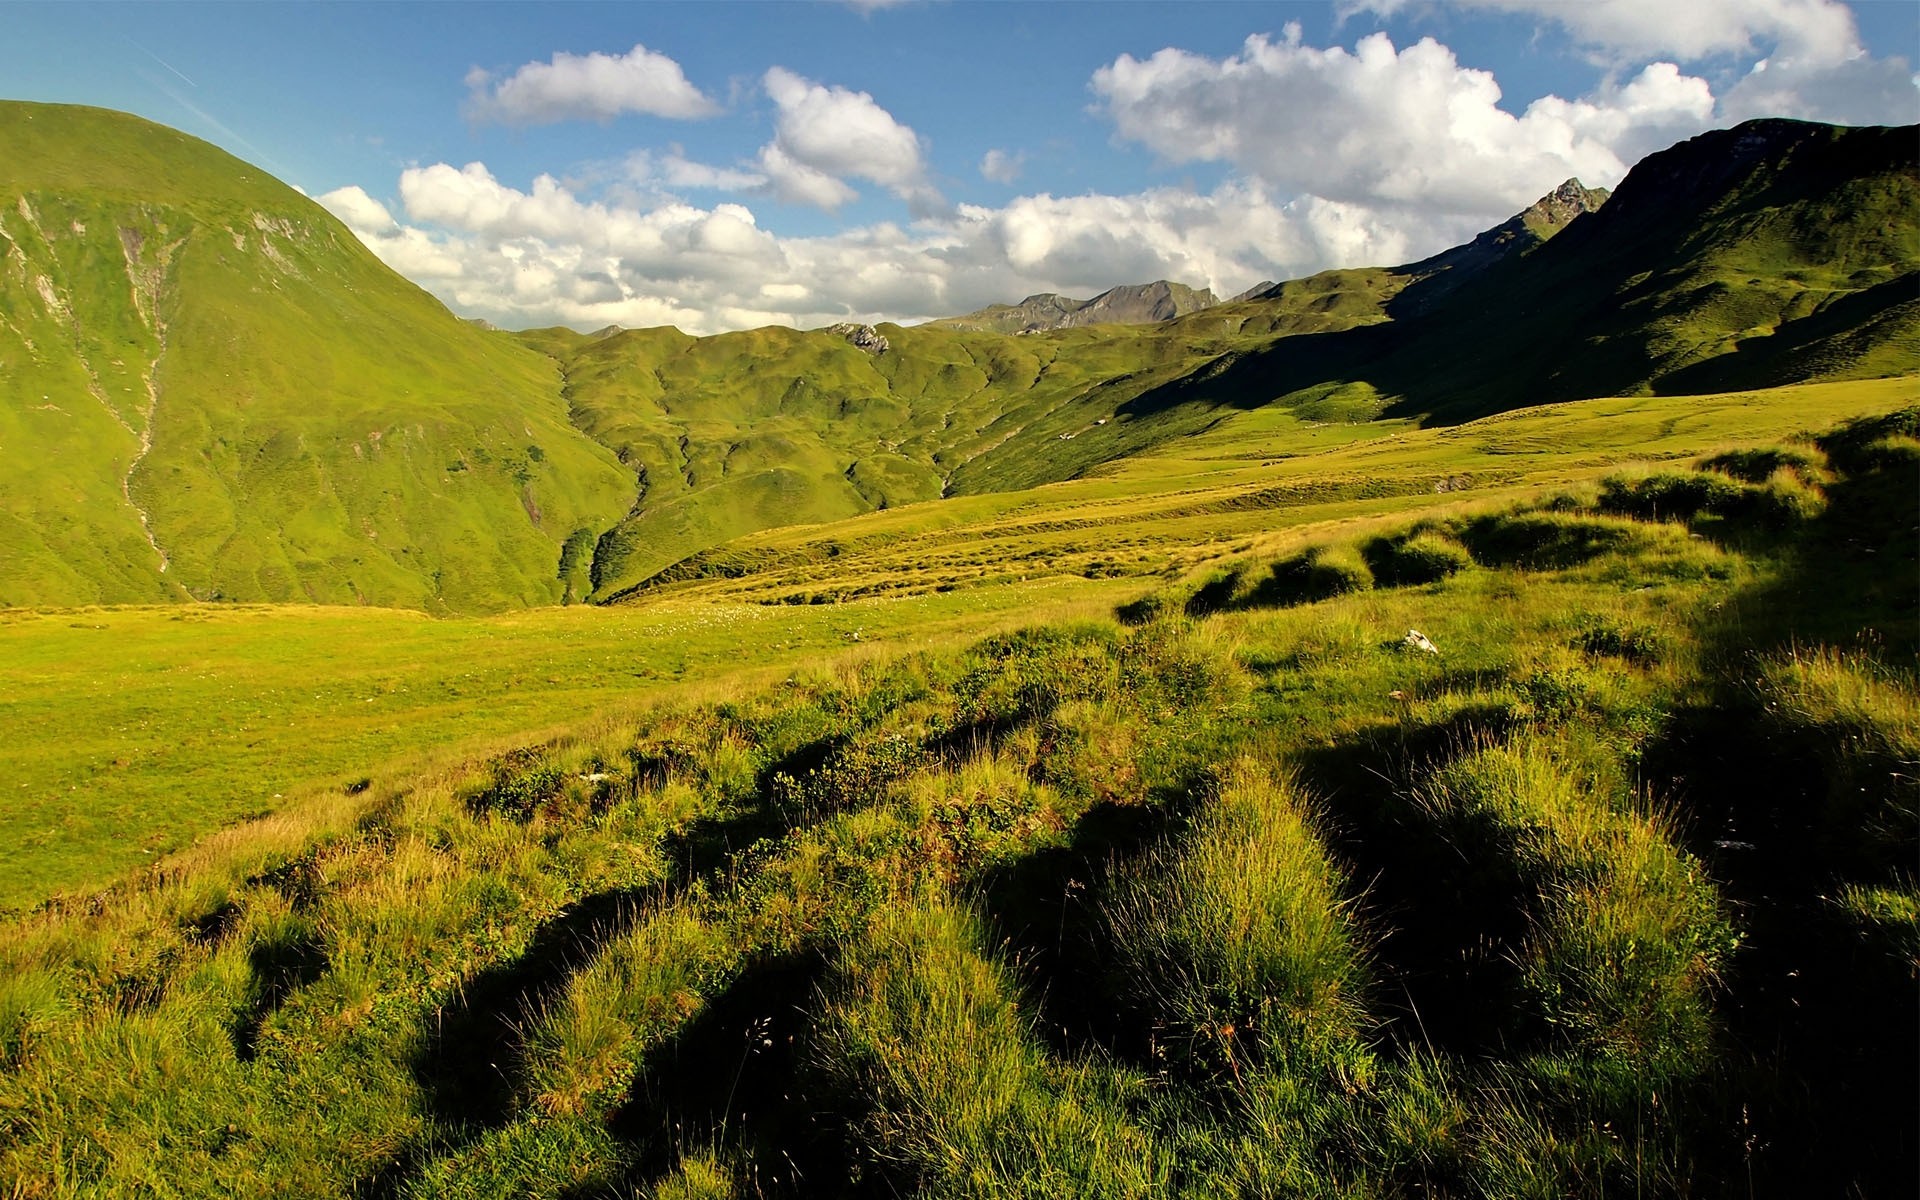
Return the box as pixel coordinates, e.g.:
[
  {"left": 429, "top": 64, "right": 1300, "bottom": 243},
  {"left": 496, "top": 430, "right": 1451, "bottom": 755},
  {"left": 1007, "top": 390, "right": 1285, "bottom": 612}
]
[{"left": 1104, "top": 761, "right": 1366, "bottom": 1076}]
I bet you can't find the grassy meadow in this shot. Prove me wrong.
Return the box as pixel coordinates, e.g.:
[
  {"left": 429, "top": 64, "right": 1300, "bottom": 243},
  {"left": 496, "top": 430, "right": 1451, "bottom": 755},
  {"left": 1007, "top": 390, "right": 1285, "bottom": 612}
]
[{"left": 0, "top": 384, "right": 1912, "bottom": 1196}]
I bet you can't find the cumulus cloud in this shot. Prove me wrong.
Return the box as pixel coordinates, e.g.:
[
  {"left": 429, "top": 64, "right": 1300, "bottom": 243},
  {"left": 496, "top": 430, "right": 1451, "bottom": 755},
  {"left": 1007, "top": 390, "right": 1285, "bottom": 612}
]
[
  {"left": 318, "top": 184, "right": 398, "bottom": 233},
  {"left": 758, "top": 66, "right": 946, "bottom": 216},
  {"left": 980, "top": 149, "right": 1025, "bottom": 184},
  {"left": 1093, "top": 27, "right": 1715, "bottom": 217},
  {"left": 466, "top": 43, "right": 720, "bottom": 125},
  {"left": 327, "top": 152, "right": 1500, "bottom": 337},
  {"left": 1343, "top": 1, "right": 1915, "bottom": 124}
]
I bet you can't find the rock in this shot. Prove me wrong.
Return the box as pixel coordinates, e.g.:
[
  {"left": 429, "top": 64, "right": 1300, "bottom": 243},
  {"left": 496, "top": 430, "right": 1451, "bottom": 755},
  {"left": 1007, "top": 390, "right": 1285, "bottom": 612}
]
[{"left": 827, "top": 322, "right": 890, "bottom": 355}]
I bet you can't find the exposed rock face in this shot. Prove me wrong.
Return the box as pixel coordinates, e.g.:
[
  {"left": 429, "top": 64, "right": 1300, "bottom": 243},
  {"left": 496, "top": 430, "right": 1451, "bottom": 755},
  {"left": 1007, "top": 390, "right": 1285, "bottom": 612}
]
[
  {"left": 827, "top": 322, "right": 890, "bottom": 354},
  {"left": 930, "top": 279, "right": 1218, "bottom": 333}
]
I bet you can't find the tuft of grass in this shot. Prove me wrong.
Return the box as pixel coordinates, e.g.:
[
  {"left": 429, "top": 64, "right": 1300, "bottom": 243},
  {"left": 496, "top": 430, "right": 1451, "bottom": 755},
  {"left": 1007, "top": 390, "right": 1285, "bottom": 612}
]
[
  {"left": 813, "top": 896, "right": 1167, "bottom": 1196},
  {"left": 1421, "top": 741, "right": 1734, "bottom": 1078},
  {"left": 1104, "top": 761, "right": 1366, "bottom": 1077}
]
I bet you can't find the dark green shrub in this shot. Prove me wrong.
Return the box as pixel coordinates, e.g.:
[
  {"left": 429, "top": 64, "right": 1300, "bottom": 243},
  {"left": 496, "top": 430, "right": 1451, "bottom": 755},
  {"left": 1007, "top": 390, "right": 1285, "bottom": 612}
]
[
  {"left": 1363, "top": 530, "right": 1474, "bottom": 587},
  {"left": 1242, "top": 545, "right": 1372, "bottom": 608},
  {"left": 1597, "top": 472, "right": 1745, "bottom": 521},
  {"left": 1115, "top": 593, "right": 1166, "bottom": 626},
  {"left": 468, "top": 748, "right": 568, "bottom": 820},
  {"left": 1698, "top": 446, "right": 1819, "bottom": 483},
  {"left": 1454, "top": 511, "right": 1644, "bottom": 569}
]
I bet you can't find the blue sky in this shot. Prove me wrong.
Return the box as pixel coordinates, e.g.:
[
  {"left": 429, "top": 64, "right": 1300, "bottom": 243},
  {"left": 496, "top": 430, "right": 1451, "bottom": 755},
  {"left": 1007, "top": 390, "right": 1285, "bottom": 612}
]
[{"left": 5, "top": 1, "right": 1915, "bottom": 333}]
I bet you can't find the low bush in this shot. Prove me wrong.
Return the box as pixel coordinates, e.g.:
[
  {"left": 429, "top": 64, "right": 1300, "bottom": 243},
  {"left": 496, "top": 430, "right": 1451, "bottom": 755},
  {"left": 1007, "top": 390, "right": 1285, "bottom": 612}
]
[
  {"left": 1362, "top": 529, "right": 1474, "bottom": 587},
  {"left": 1242, "top": 544, "right": 1373, "bottom": 608}
]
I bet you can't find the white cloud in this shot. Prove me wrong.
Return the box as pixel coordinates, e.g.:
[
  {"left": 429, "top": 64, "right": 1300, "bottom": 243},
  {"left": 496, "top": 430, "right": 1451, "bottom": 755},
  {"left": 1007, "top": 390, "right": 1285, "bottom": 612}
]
[
  {"left": 1093, "top": 28, "right": 1716, "bottom": 218},
  {"left": 466, "top": 43, "right": 720, "bottom": 125},
  {"left": 318, "top": 184, "right": 397, "bottom": 232},
  {"left": 623, "top": 149, "right": 767, "bottom": 193},
  {"left": 1433, "top": 0, "right": 1862, "bottom": 64},
  {"left": 759, "top": 66, "right": 946, "bottom": 216},
  {"left": 980, "top": 149, "right": 1025, "bottom": 184},
  {"left": 757, "top": 142, "right": 861, "bottom": 210},
  {"left": 1342, "top": 0, "right": 1916, "bottom": 124},
  {"left": 329, "top": 153, "right": 1509, "bottom": 337}
]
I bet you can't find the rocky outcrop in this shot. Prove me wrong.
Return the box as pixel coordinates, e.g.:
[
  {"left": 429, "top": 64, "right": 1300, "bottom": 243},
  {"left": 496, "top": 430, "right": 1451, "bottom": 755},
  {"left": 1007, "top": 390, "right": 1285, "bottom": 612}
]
[{"left": 828, "top": 322, "right": 890, "bottom": 354}]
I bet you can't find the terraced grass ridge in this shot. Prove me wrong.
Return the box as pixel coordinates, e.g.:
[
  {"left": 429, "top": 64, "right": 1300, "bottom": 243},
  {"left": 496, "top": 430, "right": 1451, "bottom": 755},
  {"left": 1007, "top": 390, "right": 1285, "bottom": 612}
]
[{"left": 3, "top": 105, "right": 1915, "bottom": 608}]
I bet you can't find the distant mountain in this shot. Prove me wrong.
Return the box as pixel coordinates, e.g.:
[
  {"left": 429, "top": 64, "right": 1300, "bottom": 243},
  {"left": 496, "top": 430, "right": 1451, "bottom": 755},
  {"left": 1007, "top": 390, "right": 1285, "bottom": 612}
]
[
  {"left": 0, "top": 102, "right": 632, "bottom": 610},
  {"left": 928, "top": 279, "right": 1219, "bottom": 333}
]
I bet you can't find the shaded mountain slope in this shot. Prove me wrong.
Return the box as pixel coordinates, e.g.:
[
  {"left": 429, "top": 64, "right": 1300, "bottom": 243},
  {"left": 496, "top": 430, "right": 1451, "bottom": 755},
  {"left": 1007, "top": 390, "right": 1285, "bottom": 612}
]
[{"left": 0, "top": 102, "right": 633, "bottom": 611}]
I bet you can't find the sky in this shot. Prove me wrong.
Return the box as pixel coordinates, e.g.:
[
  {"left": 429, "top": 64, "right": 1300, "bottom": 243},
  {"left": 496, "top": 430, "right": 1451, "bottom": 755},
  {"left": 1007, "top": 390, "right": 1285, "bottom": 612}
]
[{"left": 4, "top": 1, "right": 1916, "bottom": 335}]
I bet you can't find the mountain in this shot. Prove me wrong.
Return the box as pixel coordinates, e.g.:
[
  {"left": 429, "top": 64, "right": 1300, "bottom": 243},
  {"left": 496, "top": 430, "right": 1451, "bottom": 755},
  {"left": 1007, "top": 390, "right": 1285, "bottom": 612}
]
[
  {"left": 0, "top": 102, "right": 633, "bottom": 611},
  {"left": 928, "top": 279, "right": 1219, "bottom": 333},
  {"left": 985, "top": 117, "right": 1917, "bottom": 488},
  {"left": 2, "top": 106, "right": 1910, "bottom": 612}
]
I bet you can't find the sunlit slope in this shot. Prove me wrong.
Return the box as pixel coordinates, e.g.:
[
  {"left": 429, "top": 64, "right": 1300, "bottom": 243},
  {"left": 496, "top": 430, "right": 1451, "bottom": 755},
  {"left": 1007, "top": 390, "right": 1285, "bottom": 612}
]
[
  {"left": 608, "top": 377, "right": 1917, "bottom": 607},
  {"left": 535, "top": 274, "right": 1420, "bottom": 597},
  {"left": 0, "top": 102, "right": 633, "bottom": 610}
]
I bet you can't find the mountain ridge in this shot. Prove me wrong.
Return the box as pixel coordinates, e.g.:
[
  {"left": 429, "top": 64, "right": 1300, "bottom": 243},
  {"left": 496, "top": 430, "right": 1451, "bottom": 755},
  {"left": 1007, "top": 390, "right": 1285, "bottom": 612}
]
[
  {"left": 926, "top": 278, "right": 1220, "bottom": 333},
  {"left": 1, "top": 106, "right": 1912, "bottom": 611}
]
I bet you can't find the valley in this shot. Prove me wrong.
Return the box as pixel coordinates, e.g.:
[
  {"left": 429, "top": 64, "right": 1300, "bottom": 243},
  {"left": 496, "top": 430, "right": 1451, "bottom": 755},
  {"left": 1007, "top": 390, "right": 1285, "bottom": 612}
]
[{"left": 0, "top": 95, "right": 1914, "bottom": 1200}]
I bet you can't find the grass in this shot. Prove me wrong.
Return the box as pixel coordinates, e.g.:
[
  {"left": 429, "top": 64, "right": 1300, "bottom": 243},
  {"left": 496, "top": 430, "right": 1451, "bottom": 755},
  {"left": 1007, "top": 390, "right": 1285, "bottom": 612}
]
[{"left": 0, "top": 402, "right": 1911, "bottom": 1195}]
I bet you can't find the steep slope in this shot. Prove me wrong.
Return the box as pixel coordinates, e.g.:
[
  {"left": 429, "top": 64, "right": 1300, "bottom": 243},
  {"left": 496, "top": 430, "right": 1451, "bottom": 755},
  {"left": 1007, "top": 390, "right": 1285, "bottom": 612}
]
[
  {"left": 928, "top": 279, "right": 1219, "bottom": 333},
  {"left": 0, "top": 102, "right": 633, "bottom": 611}
]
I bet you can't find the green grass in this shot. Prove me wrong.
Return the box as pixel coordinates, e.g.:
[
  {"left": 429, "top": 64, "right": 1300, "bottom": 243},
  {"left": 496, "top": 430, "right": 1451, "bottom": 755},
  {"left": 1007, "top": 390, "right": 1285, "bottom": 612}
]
[
  {"left": 0, "top": 404, "right": 1911, "bottom": 1195},
  {"left": 0, "top": 582, "right": 1129, "bottom": 909}
]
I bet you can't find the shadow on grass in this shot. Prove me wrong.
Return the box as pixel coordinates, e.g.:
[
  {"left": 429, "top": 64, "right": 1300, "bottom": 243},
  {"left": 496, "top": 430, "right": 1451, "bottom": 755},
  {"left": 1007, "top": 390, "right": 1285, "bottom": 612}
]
[
  {"left": 972, "top": 791, "right": 1204, "bottom": 1064},
  {"left": 232, "top": 929, "right": 330, "bottom": 1061},
  {"left": 1290, "top": 704, "right": 1539, "bottom": 1060},
  {"left": 586, "top": 950, "right": 850, "bottom": 1200},
  {"left": 411, "top": 884, "right": 667, "bottom": 1131}
]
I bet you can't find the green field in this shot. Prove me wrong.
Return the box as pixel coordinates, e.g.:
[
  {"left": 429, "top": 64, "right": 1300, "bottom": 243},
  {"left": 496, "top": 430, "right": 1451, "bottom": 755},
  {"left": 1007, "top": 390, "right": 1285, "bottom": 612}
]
[
  {"left": 0, "top": 398, "right": 1911, "bottom": 1196},
  {"left": 7, "top": 378, "right": 1910, "bottom": 910},
  {"left": 2, "top": 101, "right": 1917, "bottom": 1198}
]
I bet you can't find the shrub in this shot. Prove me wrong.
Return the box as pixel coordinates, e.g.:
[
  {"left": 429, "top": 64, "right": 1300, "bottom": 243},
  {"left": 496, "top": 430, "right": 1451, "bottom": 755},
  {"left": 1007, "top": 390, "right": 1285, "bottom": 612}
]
[
  {"left": 1596, "top": 471, "right": 1745, "bottom": 521},
  {"left": 1698, "top": 445, "right": 1822, "bottom": 484},
  {"left": 1453, "top": 510, "right": 1646, "bottom": 570},
  {"left": 1362, "top": 530, "right": 1474, "bottom": 587},
  {"left": 1242, "top": 544, "right": 1373, "bottom": 608}
]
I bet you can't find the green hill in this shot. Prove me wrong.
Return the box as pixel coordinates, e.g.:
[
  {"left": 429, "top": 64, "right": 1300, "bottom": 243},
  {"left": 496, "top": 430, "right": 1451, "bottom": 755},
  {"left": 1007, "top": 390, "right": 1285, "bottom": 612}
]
[
  {"left": 0, "top": 102, "right": 633, "bottom": 611},
  {"left": 538, "top": 120, "right": 1911, "bottom": 599},
  {"left": 2, "top": 109, "right": 1911, "bottom": 613}
]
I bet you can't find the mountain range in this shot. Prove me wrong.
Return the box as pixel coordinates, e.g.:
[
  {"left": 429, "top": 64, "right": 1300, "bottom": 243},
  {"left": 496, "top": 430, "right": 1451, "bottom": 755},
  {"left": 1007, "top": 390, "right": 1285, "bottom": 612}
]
[{"left": 1, "top": 102, "right": 1914, "bottom": 611}]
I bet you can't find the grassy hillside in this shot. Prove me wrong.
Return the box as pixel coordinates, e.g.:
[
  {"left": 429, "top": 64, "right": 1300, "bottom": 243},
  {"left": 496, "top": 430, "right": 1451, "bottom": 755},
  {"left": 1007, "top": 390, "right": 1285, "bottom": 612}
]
[
  {"left": 530, "top": 120, "right": 1913, "bottom": 599},
  {"left": 0, "top": 102, "right": 634, "bottom": 611},
  {"left": 3, "top": 379, "right": 1908, "bottom": 904},
  {"left": 0, "top": 400, "right": 1910, "bottom": 1197}
]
